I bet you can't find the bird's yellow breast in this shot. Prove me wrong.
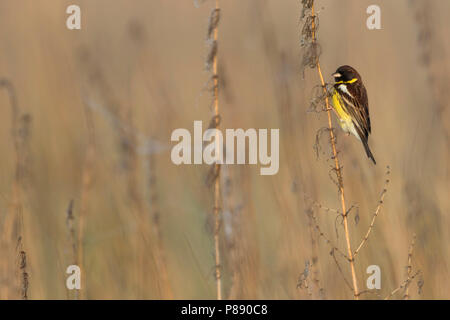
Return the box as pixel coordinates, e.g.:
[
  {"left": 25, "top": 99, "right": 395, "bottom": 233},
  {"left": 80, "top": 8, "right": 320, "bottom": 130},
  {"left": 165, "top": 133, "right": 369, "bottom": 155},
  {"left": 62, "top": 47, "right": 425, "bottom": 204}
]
[
  {"left": 331, "top": 90, "right": 360, "bottom": 140},
  {"left": 331, "top": 90, "right": 351, "bottom": 121}
]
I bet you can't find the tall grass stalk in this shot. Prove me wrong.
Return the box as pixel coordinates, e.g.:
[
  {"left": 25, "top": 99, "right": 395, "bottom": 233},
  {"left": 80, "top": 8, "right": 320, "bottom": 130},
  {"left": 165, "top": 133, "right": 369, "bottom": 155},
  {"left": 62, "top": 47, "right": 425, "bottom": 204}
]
[
  {"left": 212, "top": 0, "right": 222, "bottom": 300},
  {"left": 203, "top": 0, "right": 223, "bottom": 300},
  {"left": 148, "top": 151, "right": 173, "bottom": 298},
  {"left": 308, "top": 2, "right": 359, "bottom": 299},
  {"left": 77, "top": 98, "right": 97, "bottom": 299},
  {"left": 0, "top": 79, "right": 31, "bottom": 299}
]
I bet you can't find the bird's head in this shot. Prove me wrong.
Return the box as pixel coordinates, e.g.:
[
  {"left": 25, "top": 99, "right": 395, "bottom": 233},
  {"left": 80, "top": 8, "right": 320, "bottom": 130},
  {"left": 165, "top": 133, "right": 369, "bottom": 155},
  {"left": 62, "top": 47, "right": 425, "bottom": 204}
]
[{"left": 332, "top": 65, "right": 361, "bottom": 84}]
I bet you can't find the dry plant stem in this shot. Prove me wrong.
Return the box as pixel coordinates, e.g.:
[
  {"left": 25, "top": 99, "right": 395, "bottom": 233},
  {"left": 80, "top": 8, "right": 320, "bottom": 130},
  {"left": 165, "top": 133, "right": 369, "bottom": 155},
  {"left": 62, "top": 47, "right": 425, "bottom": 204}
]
[
  {"left": 305, "top": 210, "right": 325, "bottom": 298},
  {"left": 66, "top": 201, "right": 77, "bottom": 264},
  {"left": 304, "top": 192, "right": 341, "bottom": 215},
  {"left": 385, "top": 270, "right": 421, "bottom": 300},
  {"left": 309, "top": 208, "right": 348, "bottom": 261},
  {"left": 17, "top": 238, "right": 28, "bottom": 299},
  {"left": 385, "top": 233, "right": 421, "bottom": 300},
  {"left": 331, "top": 249, "right": 353, "bottom": 292},
  {"left": 310, "top": 4, "right": 359, "bottom": 299},
  {"left": 148, "top": 153, "right": 173, "bottom": 299},
  {"left": 66, "top": 200, "right": 78, "bottom": 299},
  {"left": 0, "top": 80, "right": 30, "bottom": 299},
  {"left": 212, "top": 0, "right": 222, "bottom": 300},
  {"left": 404, "top": 234, "right": 416, "bottom": 300},
  {"left": 359, "top": 289, "right": 381, "bottom": 298},
  {"left": 77, "top": 102, "right": 96, "bottom": 299},
  {"left": 353, "top": 168, "right": 390, "bottom": 258}
]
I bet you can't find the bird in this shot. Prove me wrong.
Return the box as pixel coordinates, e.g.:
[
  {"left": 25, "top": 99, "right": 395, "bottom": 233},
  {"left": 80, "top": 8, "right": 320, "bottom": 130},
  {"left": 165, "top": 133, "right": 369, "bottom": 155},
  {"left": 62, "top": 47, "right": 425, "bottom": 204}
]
[{"left": 330, "top": 65, "right": 376, "bottom": 164}]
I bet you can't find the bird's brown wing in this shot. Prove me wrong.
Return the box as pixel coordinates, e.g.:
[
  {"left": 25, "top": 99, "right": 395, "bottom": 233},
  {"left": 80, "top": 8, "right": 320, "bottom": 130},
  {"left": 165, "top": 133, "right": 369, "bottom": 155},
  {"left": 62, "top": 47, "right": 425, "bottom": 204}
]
[{"left": 342, "top": 83, "right": 371, "bottom": 138}]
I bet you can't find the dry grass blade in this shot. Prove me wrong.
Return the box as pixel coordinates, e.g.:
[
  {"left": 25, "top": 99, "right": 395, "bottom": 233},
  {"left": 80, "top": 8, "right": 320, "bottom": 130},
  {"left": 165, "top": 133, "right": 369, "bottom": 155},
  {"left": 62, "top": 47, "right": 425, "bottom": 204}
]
[{"left": 148, "top": 153, "right": 173, "bottom": 299}]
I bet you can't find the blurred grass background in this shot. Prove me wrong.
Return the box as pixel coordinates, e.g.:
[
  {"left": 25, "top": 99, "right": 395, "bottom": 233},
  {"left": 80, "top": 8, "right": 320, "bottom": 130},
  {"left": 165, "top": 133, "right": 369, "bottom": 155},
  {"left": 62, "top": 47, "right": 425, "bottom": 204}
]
[{"left": 0, "top": 0, "right": 449, "bottom": 299}]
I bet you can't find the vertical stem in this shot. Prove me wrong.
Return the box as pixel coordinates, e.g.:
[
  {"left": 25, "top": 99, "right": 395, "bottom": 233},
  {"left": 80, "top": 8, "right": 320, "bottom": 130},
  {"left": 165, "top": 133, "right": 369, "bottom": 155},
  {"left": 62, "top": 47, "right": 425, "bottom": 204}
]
[
  {"left": 310, "top": 3, "right": 359, "bottom": 299},
  {"left": 148, "top": 152, "right": 173, "bottom": 299},
  {"left": 0, "top": 80, "right": 30, "bottom": 299},
  {"left": 213, "top": 0, "right": 222, "bottom": 300},
  {"left": 77, "top": 102, "right": 96, "bottom": 300},
  {"left": 77, "top": 147, "right": 92, "bottom": 299},
  {"left": 404, "top": 234, "right": 416, "bottom": 300}
]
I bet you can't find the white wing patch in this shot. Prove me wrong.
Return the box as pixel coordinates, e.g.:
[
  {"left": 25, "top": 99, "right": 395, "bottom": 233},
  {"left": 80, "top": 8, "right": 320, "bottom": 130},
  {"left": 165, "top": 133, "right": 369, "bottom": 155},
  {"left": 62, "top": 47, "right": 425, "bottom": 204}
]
[{"left": 338, "top": 84, "right": 353, "bottom": 98}]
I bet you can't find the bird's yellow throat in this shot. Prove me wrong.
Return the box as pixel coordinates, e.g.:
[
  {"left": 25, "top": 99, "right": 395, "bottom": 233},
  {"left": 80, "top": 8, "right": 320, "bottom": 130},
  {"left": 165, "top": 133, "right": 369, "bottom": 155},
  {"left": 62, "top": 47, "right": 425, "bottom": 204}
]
[{"left": 334, "top": 78, "right": 358, "bottom": 84}]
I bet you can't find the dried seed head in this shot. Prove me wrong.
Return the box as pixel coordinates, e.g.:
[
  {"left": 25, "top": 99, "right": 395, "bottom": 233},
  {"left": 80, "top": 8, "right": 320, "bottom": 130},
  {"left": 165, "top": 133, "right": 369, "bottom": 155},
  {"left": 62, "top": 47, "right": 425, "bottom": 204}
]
[
  {"left": 300, "top": 15, "right": 318, "bottom": 47},
  {"left": 205, "top": 40, "right": 218, "bottom": 71},
  {"left": 301, "top": 42, "right": 321, "bottom": 76},
  {"left": 313, "top": 126, "right": 328, "bottom": 159},
  {"left": 208, "top": 114, "right": 221, "bottom": 130},
  {"left": 207, "top": 8, "right": 221, "bottom": 40},
  {"left": 417, "top": 277, "right": 424, "bottom": 295},
  {"left": 206, "top": 163, "right": 221, "bottom": 188},
  {"left": 301, "top": 0, "right": 314, "bottom": 18}
]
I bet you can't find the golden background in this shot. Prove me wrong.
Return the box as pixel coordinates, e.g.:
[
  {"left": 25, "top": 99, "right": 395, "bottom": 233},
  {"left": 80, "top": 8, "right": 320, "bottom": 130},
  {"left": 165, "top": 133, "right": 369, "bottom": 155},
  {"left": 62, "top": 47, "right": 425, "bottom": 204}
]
[{"left": 0, "top": 0, "right": 448, "bottom": 299}]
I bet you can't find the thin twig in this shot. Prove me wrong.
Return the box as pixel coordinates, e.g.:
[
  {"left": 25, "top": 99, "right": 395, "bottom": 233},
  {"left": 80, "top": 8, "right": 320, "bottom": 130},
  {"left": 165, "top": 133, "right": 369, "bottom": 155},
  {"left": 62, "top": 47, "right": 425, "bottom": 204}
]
[
  {"left": 303, "top": 193, "right": 341, "bottom": 215},
  {"left": 353, "top": 166, "right": 390, "bottom": 258},
  {"left": 308, "top": 208, "right": 349, "bottom": 261},
  {"left": 359, "top": 289, "right": 382, "bottom": 298},
  {"left": 330, "top": 249, "right": 353, "bottom": 292},
  {"left": 297, "top": 261, "right": 313, "bottom": 297},
  {"left": 404, "top": 233, "right": 416, "bottom": 300},
  {"left": 385, "top": 270, "right": 421, "bottom": 300}
]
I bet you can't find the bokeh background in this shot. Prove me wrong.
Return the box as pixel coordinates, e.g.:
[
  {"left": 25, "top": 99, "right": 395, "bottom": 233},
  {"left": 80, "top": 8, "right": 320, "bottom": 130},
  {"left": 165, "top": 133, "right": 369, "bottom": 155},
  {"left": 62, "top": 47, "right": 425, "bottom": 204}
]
[{"left": 0, "top": 0, "right": 449, "bottom": 299}]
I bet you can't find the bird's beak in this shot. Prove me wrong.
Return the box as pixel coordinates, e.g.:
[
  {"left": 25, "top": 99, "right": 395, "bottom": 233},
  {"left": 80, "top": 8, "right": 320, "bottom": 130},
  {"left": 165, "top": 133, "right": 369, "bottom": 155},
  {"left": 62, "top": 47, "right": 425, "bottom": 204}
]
[{"left": 332, "top": 72, "right": 341, "bottom": 78}]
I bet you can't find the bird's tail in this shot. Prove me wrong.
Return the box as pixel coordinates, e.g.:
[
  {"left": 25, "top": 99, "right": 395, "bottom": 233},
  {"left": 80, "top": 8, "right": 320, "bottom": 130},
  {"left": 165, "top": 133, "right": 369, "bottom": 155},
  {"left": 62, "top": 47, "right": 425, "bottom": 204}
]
[{"left": 362, "top": 139, "right": 376, "bottom": 165}]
